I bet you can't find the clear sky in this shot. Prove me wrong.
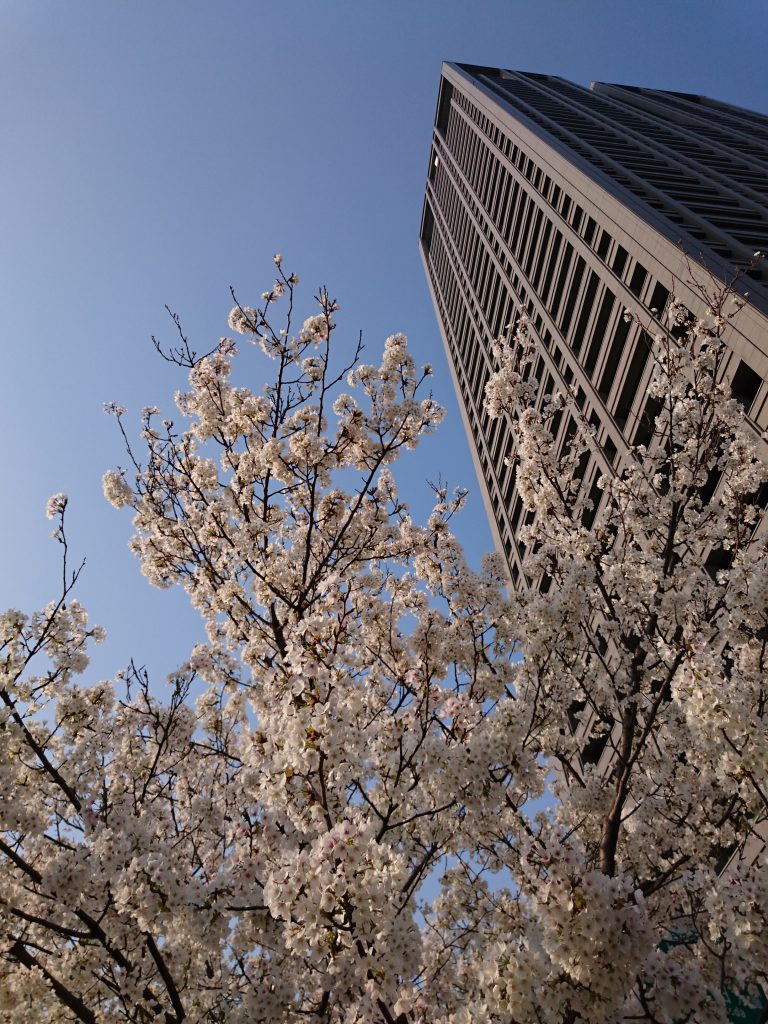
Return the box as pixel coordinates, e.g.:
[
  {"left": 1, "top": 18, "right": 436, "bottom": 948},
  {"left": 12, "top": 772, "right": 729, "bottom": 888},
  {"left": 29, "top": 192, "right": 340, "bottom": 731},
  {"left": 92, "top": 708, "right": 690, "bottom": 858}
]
[{"left": 2, "top": 0, "right": 767, "bottom": 682}]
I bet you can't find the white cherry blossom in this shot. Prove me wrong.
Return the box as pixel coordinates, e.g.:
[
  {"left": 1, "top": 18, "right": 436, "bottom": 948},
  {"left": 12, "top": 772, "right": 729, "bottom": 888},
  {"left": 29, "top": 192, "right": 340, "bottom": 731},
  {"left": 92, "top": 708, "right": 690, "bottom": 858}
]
[{"left": 2, "top": 266, "right": 766, "bottom": 1023}]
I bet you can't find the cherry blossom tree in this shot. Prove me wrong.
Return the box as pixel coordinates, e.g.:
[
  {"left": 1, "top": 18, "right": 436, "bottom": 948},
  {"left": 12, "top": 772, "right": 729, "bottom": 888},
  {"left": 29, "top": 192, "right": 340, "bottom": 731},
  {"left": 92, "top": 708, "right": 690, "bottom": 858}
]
[
  {"left": 474, "top": 273, "right": 768, "bottom": 1024},
  {"left": 1, "top": 259, "right": 766, "bottom": 1023}
]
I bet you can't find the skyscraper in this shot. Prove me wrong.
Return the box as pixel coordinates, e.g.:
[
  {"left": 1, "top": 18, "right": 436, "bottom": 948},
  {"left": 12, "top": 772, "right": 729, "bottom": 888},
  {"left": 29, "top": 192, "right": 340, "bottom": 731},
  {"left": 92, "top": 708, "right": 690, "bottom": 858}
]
[{"left": 419, "top": 64, "right": 768, "bottom": 588}]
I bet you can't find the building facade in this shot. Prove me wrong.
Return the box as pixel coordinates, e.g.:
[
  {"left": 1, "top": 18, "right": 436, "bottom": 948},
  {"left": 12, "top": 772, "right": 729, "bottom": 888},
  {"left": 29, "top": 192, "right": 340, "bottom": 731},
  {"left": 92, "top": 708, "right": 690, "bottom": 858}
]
[{"left": 419, "top": 64, "right": 768, "bottom": 588}]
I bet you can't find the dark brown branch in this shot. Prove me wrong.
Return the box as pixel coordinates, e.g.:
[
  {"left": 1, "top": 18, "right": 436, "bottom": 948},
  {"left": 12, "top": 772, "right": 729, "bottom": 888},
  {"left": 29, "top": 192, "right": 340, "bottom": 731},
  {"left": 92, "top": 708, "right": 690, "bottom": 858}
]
[
  {"left": 7, "top": 939, "right": 96, "bottom": 1024},
  {"left": 144, "top": 932, "right": 186, "bottom": 1021}
]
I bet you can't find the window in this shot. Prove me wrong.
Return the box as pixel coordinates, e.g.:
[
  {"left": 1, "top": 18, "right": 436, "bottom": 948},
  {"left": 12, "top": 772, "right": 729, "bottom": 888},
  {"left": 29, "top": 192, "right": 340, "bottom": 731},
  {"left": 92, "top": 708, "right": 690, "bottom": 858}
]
[
  {"left": 705, "top": 544, "right": 732, "bottom": 577},
  {"left": 550, "top": 242, "right": 574, "bottom": 319},
  {"left": 584, "top": 290, "right": 615, "bottom": 378},
  {"left": 604, "top": 437, "right": 617, "bottom": 465},
  {"left": 582, "top": 471, "right": 603, "bottom": 529},
  {"left": 511, "top": 495, "right": 524, "bottom": 531},
  {"left": 437, "top": 80, "right": 453, "bottom": 136},
  {"left": 420, "top": 201, "right": 435, "bottom": 255},
  {"left": 541, "top": 231, "right": 563, "bottom": 304},
  {"left": 633, "top": 396, "right": 662, "bottom": 449},
  {"left": 531, "top": 219, "right": 553, "bottom": 289},
  {"left": 730, "top": 360, "right": 761, "bottom": 413},
  {"left": 551, "top": 408, "right": 564, "bottom": 442},
  {"left": 572, "top": 270, "right": 599, "bottom": 355},
  {"left": 648, "top": 281, "right": 670, "bottom": 319},
  {"left": 598, "top": 316, "right": 631, "bottom": 399},
  {"left": 560, "top": 256, "right": 586, "bottom": 336},
  {"left": 582, "top": 727, "right": 610, "bottom": 766},
  {"left": 629, "top": 262, "right": 647, "bottom": 298},
  {"left": 522, "top": 208, "right": 545, "bottom": 275},
  {"left": 503, "top": 463, "right": 518, "bottom": 505},
  {"left": 512, "top": 195, "right": 534, "bottom": 256},
  {"left": 612, "top": 245, "right": 628, "bottom": 277},
  {"left": 614, "top": 332, "right": 652, "bottom": 429}
]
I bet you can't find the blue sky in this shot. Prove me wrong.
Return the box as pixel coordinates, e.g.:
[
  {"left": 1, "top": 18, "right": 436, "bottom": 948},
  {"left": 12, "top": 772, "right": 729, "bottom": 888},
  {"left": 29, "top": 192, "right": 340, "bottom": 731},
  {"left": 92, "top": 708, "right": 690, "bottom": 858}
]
[{"left": 2, "top": 0, "right": 767, "bottom": 682}]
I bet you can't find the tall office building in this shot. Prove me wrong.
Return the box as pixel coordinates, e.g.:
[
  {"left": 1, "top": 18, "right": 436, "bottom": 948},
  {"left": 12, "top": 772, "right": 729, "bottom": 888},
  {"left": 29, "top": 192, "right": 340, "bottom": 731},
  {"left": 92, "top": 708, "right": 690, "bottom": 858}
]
[{"left": 419, "top": 64, "right": 768, "bottom": 588}]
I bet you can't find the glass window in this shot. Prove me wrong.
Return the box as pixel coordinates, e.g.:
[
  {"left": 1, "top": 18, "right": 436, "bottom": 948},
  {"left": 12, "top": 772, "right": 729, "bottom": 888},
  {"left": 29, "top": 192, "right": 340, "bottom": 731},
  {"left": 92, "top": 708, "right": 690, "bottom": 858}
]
[
  {"left": 598, "top": 316, "right": 631, "bottom": 399},
  {"left": 629, "top": 263, "right": 647, "bottom": 298},
  {"left": 614, "top": 331, "right": 652, "bottom": 429},
  {"left": 550, "top": 242, "right": 574, "bottom": 319},
  {"left": 572, "top": 271, "right": 599, "bottom": 355},
  {"left": 604, "top": 436, "right": 617, "bottom": 465},
  {"left": 649, "top": 281, "right": 670, "bottom": 318},
  {"left": 560, "top": 256, "right": 586, "bottom": 336},
  {"left": 596, "top": 231, "right": 611, "bottom": 260},
  {"left": 612, "top": 245, "right": 628, "bottom": 277},
  {"left": 731, "top": 360, "right": 761, "bottom": 413},
  {"left": 584, "top": 290, "right": 615, "bottom": 378}
]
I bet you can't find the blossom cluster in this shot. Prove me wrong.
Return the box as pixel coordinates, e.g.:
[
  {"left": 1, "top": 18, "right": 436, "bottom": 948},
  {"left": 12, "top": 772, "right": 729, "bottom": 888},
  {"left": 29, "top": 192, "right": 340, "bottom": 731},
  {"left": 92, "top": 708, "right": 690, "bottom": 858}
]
[
  {"left": 1, "top": 267, "right": 766, "bottom": 1023},
  {"left": 475, "top": 282, "right": 768, "bottom": 1021}
]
